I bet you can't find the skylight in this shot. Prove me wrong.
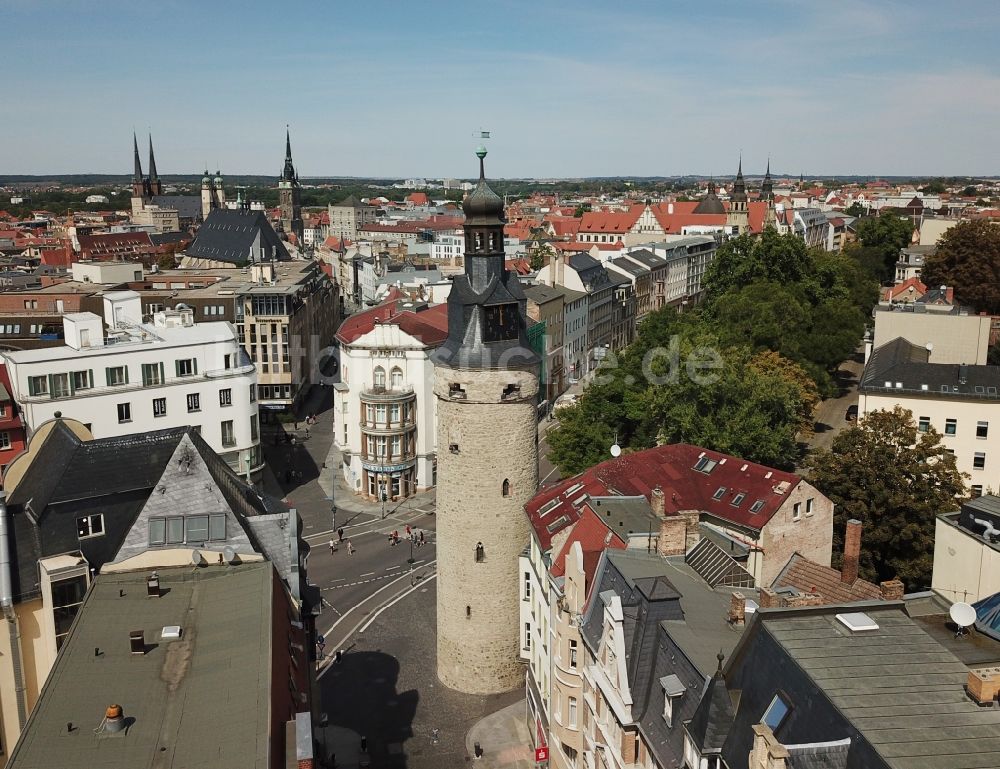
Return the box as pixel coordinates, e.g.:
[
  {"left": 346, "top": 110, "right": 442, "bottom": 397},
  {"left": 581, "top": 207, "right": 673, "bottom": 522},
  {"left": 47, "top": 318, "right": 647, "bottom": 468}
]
[
  {"left": 712, "top": 487, "right": 726, "bottom": 501},
  {"left": 749, "top": 500, "right": 764, "bottom": 514},
  {"left": 762, "top": 694, "right": 791, "bottom": 732},
  {"left": 694, "top": 456, "right": 718, "bottom": 474},
  {"left": 731, "top": 492, "right": 746, "bottom": 506},
  {"left": 836, "top": 612, "right": 879, "bottom": 632}
]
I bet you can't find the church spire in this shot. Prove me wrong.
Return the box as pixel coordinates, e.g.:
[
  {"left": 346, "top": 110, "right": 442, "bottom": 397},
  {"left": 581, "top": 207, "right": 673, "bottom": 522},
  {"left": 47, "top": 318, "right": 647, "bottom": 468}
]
[
  {"left": 282, "top": 126, "right": 296, "bottom": 181},
  {"left": 132, "top": 132, "right": 143, "bottom": 182},
  {"left": 148, "top": 134, "right": 159, "bottom": 182},
  {"left": 731, "top": 155, "right": 748, "bottom": 203}
]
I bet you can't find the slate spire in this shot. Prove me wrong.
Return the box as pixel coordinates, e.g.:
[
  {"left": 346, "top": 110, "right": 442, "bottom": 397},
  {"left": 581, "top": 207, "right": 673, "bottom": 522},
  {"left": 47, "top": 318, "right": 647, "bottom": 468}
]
[
  {"left": 148, "top": 134, "right": 159, "bottom": 182},
  {"left": 132, "top": 132, "right": 143, "bottom": 182}
]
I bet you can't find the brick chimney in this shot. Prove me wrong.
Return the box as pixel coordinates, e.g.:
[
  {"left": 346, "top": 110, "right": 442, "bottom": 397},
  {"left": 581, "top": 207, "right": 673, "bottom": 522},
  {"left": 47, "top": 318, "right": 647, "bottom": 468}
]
[
  {"left": 729, "top": 592, "right": 747, "bottom": 625},
  {"left": 880, "top": 579, "right": 904, "bottom": 601},
  {"left": 968, "top": 667, "right": 1000, "bottom": 705},
  {"left": 758, "top": 587, "right": 781, "bottom": 609},
  {"left": 650, "top": 485, "right": 665, "bottom": 518},
  {"left": 841, "top": 519, "right": 862, "bottom": 585},
  {"left": 657, "top": 516, "right": 687, "bottom": 557}
]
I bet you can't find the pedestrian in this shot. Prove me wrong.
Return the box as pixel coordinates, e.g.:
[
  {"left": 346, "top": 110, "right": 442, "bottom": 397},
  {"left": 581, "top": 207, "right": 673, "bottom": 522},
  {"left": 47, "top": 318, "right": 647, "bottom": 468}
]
[
  {"left": 347, "top": 539, "right": 354, "bottom": 555},
  {"left": 405, "top": 524, "right": 411, "bottom": 538},
  {"left": 338, "top": 528, "right": 344, "bottom": 542},
  {"left": 329, "top": 539, "right": 336, "bottom": 555},
  {"left": 419, "top": 530, "right": 425, "bottom": 546},
  {"left": 305, "top": 426, "right": 310, "bottom": 439}
]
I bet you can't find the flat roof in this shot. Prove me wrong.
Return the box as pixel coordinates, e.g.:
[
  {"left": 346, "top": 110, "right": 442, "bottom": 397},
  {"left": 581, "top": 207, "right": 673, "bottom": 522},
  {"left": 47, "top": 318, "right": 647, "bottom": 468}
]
[{"left": 8, "top": 563, "right": 274, "bottom": 769}]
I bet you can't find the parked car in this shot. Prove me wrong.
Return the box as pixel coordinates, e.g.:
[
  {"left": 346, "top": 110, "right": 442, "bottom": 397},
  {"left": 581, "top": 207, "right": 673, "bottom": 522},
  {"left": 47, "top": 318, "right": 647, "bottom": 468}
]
[{"left": 845, "top": 404, "right": 859, "bottom": 422}]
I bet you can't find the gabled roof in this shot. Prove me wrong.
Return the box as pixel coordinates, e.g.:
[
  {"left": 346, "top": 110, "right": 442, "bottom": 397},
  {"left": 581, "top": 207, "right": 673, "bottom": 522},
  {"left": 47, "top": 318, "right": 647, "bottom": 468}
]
[
  {"left": 335, "top": 289, "right": 449, "bottom": 346},
  {"left": 578, "top": 209, "right": 640, "bottom": 234},
  {"left": 861, "top": 336, "right": 1000, "bottom": 398},
  {"left": 150, "top": 194, "right": 202, "bottom": 220},
  {"left": 186, "top": 208, "right": 289, "bottom": 264},
  {"left": 526, "top": 444, "right": 801, "bottom": 548},
  {"left": 771, "top": 552, "right": 882, "bottom": 603}
]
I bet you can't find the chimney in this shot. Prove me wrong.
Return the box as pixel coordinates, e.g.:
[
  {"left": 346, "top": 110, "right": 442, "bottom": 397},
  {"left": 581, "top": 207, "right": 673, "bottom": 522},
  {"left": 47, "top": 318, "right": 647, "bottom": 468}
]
[
  {"left": 968, "top": 667, "right": 1000, "bottom": 705},
  {"left": 841, "top": 519, "right": 862, "bottom": 584},
  {"left": 758, "top": 587, "right": 781, "bottom": 609},
  {"left": 556, "top": 251, "right": 566, "bottom": 286},
  {"left": 729, "top": 592, "right": 746, "bottom": 625},
  {"left": 880, "top": 579, "right": 904, "bottom": 601},
  {"left": 657, "top": 516, "right": 687, "bottom": 557},
  {"left": 146, "top": 571, "right": 160, "bottom": 597},
  {"left": 105, "top": 704, "right": 126, "bottom": 733},
  {"left": 650, "top": 485, "right": 665, "bottom": 518},
  {"left": 129, "top": 630, "right": 146, "bottom": 655}
]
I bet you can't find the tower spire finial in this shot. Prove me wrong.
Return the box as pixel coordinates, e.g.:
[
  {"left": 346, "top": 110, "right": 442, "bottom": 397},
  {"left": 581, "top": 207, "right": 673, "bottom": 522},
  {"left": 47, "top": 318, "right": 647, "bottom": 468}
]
[
  {"left": 285, "top": 125, "right": 292, "bottom": 161},
  {"left": 148, "top": 133, "right": 158, "bottom": 182},
  {"left": 132, "top": 131, "right": 143, "bottom": 182},
  {"left": 475, "top": 144, "right": 487, "bottom": 181}
]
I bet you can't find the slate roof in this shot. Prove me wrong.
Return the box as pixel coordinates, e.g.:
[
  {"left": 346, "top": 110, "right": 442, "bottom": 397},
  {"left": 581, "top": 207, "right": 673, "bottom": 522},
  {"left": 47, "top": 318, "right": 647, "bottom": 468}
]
[
  {"left": 861, "top": 336, "right": 1000, "bottom": 399},
  {"left": 333, "top": 194, "right": 368, "bottom": 208},
  {"left": 7, "top": 564, "right": 275, "bottom": 769},
  {"left": 150, "top": 194, "right": 202, "bottom": 220},
  {"left": 724, "top": 603, "right": 1000, "bottom": 769},
  {"left": 185, "top": 208, "right": 289, "bottom": 264},
  {"left": 523, "top": 283, "right": 568, "bottom": 306},
  {"left": 622, "top": 248, "right": 668, "bottom": 270},
  {"left": 5, "top": 422, "right": 284, "bottom": 603},
  {"left": 772, "top": 552, "right": 882, "bottom": 604},
  {"left": 687, "top": 662, "right": 735, "bottom": 753}
]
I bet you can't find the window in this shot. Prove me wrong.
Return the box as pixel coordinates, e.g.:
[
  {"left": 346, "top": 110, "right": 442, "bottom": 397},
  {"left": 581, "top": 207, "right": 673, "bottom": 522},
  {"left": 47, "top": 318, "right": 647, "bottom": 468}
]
[
  {"left": 52, "top": 574, "right": 87, "bottom": 650},
  {"left": 117, "top": 402, "right": 131, "bottom": 423},
  {"left": 524, "top": 622, "right": 531, "bottom": 650},
  {"left": 0, "top": 432, "right": 9, "bottom": 450},
  {"left": 663, "top": 694, "right": 674, "bottom": 727},
  {"left": 72, "top": 370, "right": 93, "bottom": 391},
  {"left": 731, "top": 492, "right": 746, "bottom": 507},
  {"left": 185, "top": 515, "right": 209, "bottom": 542},
  {"left": 106, "top": 366, "right": 127, "bottom": 386},
  {"left": 475, "top": 542, "right": 485, "bottom": 562},
  {"left": 209, "top": 514, "right": 226, "bottom": 541},
  {"left": 972, "top": 485, "right": 984, "bottom": 498},
  {"left": 524, "top": 572, "right": 531, "bottom": 600},
  {"left": 0, "top": 403, "right": 6, "bottom": 418},
  {"left": 28, "top": 375, "right": 48, "bottom": 396},
  {"left": 221, "top": 420, "right": 235, "bottom": 448},
  {"left": 187, "top": 393, "right": 201, "bottom": 412},
  {"left": 502, "top": 479, "right": 511, "bottom": 497},
  {"left": 792, "top": 502, "right": 801, "bottom": 521},
  {"left": 153, "top": 397, "right": 167, "bottom": 417},
  {"left": 219, "top": 388, "right": 232, "bottom": 407},
  {"left": 945, "top": 418, "right": 957, "bottom": 436},
  {"left": 978, "top": 421, "right": 989, "bottom": 439},
  {"left": 373, "top": 366, "right": 386, "bottom": 388},
  {"left": 805, "top": 498, "right": 814, "bottom": 516},
  {"left": 749, "top": 500, "right": 765, "bottom": 513},
  {"left": 250, "top": 414, "right": 259, "bottom": 441},
  {"left": 762, "top": 693, "right": 791, "bottom": 732},
  {"left": 50, "top": 373, "right": 70, "bottom": 398},
  {"left": 166, "top": 517, "right": 185, "bottom": 544},
  {"left": 390, "top": 367, "right": 403, "bottom": 388},
  {"left": 149, "top": 517, "right": 166, "bottom": 545},
  {"left": 712, "top": 486, "right": 726, "bottom": 501},
  {"left": 918, "top": 416, "right": 930, "bottom": 433},
  {"left": 249, "top": 384, "right": 256, "bottom": 403},
  {"left": 141, "top": 362, "right": 163, "bottom": 386},
  {"left": 568, "top": 696, "right": 578, "bottom": 728},
  {"left": 570, "top": 639, "right": 578, "bottom": 669},
  {"left": 76, "top": 513, "right": 104, "bottom": 539},
  {"left": 974, "top": 452, "right": 986, "bottom": 470},
  {"left": 176, "top": 358, "right": 196, "bottom": 377}
]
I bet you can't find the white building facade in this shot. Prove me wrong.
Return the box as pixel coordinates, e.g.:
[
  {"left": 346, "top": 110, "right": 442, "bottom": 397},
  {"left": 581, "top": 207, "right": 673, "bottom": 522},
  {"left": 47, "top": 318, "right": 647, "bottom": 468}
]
[
  {"left": 333, "top": 296, "right": 447, "bottom": 500},
  {"left": 3, "top": 291, "right": 261, "bottom": 478}
]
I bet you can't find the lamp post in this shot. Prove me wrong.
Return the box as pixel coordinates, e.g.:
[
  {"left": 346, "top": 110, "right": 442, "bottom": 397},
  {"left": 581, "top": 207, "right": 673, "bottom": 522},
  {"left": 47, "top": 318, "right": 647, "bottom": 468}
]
[{"left": 407, "top": 536, "right": 415, "bottom": 585}]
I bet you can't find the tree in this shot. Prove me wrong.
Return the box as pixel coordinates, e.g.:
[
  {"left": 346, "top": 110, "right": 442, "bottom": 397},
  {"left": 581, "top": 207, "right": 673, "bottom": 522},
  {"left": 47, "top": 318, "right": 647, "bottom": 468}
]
[
  {"left": 920, "top": 180, "right": 946, "bottom": 195},
  {"left": 702, "top": 230, "right": 814, "bottom": 299},
  {"left": 844, "top": 202, "right": 866, "bottom": 217},
  {"left": 809, "top": 407, "right": 967, "bottom": 589},
  {"left": 853, "top": 214, "right": 915, "bottom": 281},
  {"left": 920, "top": 219, "right": 1000, "bottom": 314},
  {"left": 529, "top": 243, "right": 554, "bottom": 272}
]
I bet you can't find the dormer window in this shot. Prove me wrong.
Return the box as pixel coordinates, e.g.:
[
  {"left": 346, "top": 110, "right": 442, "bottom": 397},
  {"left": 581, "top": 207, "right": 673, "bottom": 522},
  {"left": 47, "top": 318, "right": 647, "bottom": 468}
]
[
  {"left": 762, "top": 693, "right": 791, "bottom": 733},
  {"left": 660, "top": 674, "right": 686, "bottom": 727}
]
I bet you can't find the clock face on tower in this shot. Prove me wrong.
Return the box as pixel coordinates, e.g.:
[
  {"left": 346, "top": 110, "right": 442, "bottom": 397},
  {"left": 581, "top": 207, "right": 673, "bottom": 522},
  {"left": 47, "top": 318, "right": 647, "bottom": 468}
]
[{"left": 482, "top": 303, "right": 519, "bottom": 342}]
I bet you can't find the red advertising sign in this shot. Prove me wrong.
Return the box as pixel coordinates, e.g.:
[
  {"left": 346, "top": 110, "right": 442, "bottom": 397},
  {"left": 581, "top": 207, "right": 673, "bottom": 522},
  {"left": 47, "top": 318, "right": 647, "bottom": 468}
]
[{"left": 535, "top": 746, "right": 549, "bottom": 763}]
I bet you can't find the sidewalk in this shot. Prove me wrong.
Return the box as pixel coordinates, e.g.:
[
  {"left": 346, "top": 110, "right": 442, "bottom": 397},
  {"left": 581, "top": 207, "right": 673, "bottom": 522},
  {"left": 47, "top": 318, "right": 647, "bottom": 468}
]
[{"left": 466, "top": 700, "right": 533, "bottom": 769}]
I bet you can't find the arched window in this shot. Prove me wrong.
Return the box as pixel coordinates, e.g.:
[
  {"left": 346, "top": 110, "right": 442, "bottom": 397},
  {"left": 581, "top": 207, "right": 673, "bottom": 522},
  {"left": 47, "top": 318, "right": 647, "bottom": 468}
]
[
  {"left": 502, "top": 479, "right": 511, "bottom": 497},
  {"left": 373, "top": 366, "right": 386, "bottom": 388},
  {"left": 390, "top": 366, "right": 403, "bottom": 388},
  {"left": 475, "top": 542, "right": 485, "bottom": 562}
]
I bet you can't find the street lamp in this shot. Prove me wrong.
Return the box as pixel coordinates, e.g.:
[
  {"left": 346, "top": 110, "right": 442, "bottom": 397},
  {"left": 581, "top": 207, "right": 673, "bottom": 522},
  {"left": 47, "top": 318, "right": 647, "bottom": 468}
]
[{"left": 407, "top": 536, "right": 416, "bottom": 585}]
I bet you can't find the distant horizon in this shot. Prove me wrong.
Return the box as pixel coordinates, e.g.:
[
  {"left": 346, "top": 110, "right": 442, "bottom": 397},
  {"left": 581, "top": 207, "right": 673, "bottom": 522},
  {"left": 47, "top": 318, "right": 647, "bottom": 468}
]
[{"left": 2, "top": 1, "right": 998, "bottom": 177}]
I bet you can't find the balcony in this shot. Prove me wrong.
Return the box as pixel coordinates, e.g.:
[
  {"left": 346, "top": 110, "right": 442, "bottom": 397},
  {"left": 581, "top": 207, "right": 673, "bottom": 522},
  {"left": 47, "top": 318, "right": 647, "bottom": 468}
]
[
  {"left": 205, "top": 362, "right": 256, "bottom": 378},
  {"left": 360, "top": 384, "right": 415, "bottom": 403}
]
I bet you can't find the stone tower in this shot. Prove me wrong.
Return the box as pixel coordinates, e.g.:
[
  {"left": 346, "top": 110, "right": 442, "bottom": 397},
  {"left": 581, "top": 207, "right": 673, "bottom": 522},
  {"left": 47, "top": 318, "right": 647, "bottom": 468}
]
[
  {"left": 278, "top": 128, "right": 304, "bottom": 243},
  {"left": 201, "top": 170, "right": 215, "bottom": 219},
  {"left": 433, "top": 147, "right": 539, "bottom": 694},
  {"left": 726, "top": 157, "right": 750, "bottom": 235}
]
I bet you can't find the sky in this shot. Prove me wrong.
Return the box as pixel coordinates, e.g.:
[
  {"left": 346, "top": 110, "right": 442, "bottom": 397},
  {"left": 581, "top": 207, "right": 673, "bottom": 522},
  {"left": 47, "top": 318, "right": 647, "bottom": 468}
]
[{"left": 3, "top": 0, "right": 999, "bottom": 178}]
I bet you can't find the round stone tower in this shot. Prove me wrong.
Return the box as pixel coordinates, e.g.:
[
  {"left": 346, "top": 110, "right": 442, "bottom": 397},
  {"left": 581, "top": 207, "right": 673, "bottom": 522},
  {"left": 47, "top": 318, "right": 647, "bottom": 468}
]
[{"left": 433, "top": 147, "right": 539, "bottom": 694}]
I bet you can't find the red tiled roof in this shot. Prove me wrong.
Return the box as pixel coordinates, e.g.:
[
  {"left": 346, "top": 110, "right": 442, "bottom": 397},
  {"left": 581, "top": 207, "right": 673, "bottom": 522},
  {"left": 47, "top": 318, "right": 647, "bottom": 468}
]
[
  {"left": 406, "top": 192, "right": 430, "bottom": 206},
  {"left": 578, "top": 209, "right": 640, "bottom": 234},
  {"left": 772, "top": 552, "right": 881, "bottom": 603},
  {"left": 335, "top": 290, "right": 448, "bottom": 346},
  {"left": 548, "top": 506, "right": 627, "bottom": 582},
  {"left": 322, "top": 236, "right": 352, "bottom": 250},
  {"left": 545, "top": 216, "right": 582, "bottom": 238},
  {"left": 40, "top": 247, "right": 73, "bottom": 267},
  {"left": 526, "top": 443, "right": 801, "bottom": 551},
  {"left": 505, "top": 258, "right": 532, "bottom": 275},
  {"left": 882, "top": 277, "right": 927, "bottom": 301}
]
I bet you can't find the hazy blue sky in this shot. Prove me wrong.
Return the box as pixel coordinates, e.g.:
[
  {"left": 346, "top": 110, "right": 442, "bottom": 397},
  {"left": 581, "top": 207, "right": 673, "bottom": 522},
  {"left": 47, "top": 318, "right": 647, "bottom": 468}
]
[{"left": 3, "top": 0, "right": 998, "bottom": 178}]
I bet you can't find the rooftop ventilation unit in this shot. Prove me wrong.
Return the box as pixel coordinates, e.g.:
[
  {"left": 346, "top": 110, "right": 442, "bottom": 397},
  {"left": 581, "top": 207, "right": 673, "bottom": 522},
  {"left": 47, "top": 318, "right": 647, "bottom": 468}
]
[
  {"left": 836, "top": 612, "right": 879, "bottom": 633},
  {"left": 161, "top": 625, "right": 182, "bottom": 640}
]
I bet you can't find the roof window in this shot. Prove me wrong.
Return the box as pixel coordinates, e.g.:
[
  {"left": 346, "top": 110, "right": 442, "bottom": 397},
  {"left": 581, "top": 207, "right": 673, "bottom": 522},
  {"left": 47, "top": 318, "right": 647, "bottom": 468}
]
[
  {"left": 731, "top": 493, "right": 746, "bottom": 507},
  {"left": 836, "top": 612, "right": 879, "bottom": 633},
  {"left": 712, "top": 487, "right": 726, "bottom": 501},
  {"left": 762, "top": 693, "right": 791, "bottom": 733},
  {"left": 749, "top": 500, "right": 764, "bottom": 514},
  {"left": 694, "top": 456, "right": 718, "bottom": 474}
]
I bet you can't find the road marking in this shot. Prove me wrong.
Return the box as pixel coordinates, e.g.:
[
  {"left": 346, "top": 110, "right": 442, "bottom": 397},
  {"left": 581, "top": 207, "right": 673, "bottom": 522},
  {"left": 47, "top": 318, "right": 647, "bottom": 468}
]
[
  {"left": 540, "top": 465, "right": 560, "bottom": 484},
  {"left": 357, "top": 573, "right": 437, "bottom": 634},
  {"left": 317, "top": 563, "right": 436, "bottom": 634},
  {"left": 359, "top": 572, "right": 374, "bottom": 577},
  {"left": 386, "top": 565, "right": 401, "bottom": 571}
]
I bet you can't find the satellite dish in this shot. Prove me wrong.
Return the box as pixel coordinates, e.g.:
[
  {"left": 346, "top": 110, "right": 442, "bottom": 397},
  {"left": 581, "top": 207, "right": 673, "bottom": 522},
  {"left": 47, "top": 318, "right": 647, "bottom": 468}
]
[
  {"left": 222, "top": 546, "right": 237, "bottom": 564},
  {"left": 950, "top": 602, "right": 977, "bottom": 631},
  {"left": 191, "top": 549, "right": 203, "bottom": 566},
  {"left": 610, "top": 444, "right": 622, "bottom": 458}
]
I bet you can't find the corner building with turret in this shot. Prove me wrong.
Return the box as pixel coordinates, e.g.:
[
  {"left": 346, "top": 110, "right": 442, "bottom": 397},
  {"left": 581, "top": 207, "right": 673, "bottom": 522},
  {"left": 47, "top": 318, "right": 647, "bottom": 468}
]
[{"left": 433, "top": 148, "right": 539, "bottom": 694}]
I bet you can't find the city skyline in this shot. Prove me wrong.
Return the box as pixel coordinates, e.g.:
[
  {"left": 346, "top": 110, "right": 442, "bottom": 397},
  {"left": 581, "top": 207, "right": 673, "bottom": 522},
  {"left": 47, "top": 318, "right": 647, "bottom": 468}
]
[{"left": 3, "top": 0, "right": 999, "bottom": 177}]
